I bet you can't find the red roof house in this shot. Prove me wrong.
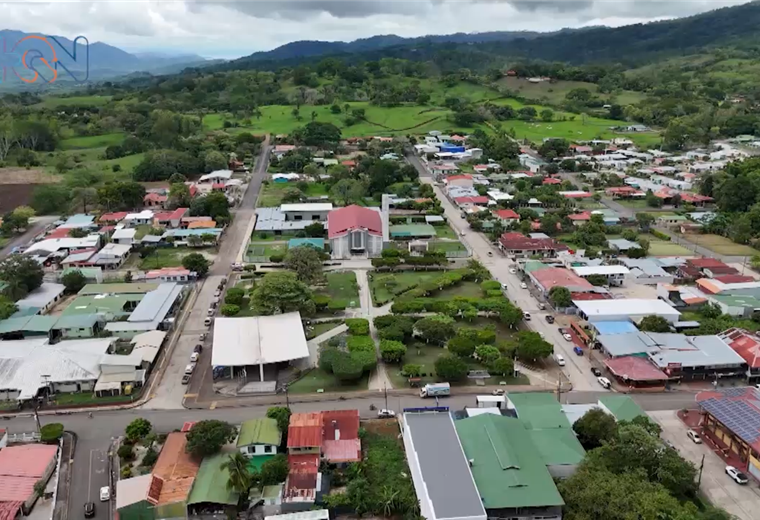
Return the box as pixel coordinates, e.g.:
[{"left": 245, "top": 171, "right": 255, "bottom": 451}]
[
  {"left": 605, "top": 356, "right": 668, "bottom": 383},
  {"left": 714, "top": 275, "right": 755, "bottom": 284},
  {"left": 322, "top": 410, "right": 360, "bottom": 463},
  {"left": 327, "top": 205, "right": 382, "bottom": 240},
  {"left": 99, "top": 211, "right": 129, "bottom": 223},
  {"left": 493, "top": 209, "right": 520, "bottom": 222},
  {"left": 144, "top": 193, "right": 168, "bottom": 208},
  {"left": 46, "top": 227, "right": 75, "bottom": 239},
  {"left": 287, "top": 413, "right": 323, "bottom": 449},
  {"left": 531, "top": 268, "right": 594, "bottom": 293},
  {"left": 499, "top": 232, "right": 568, "bottom": 256},
  {"left": 568, "top": 211, "right": 592, "bottom": 224},
  {"left": 453, "top": 196, "right": 489, "bottom": 206},
  {"left": 542, "top": 177, "right": 562, "bottom": 185},
  {"left": 719, "top": 328, "right": 760, "bottom": 369}
]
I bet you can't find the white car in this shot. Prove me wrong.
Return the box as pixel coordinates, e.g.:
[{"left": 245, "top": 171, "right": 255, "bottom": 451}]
[
  {"left": 562, "top": 333, "right": 573, "bottom": 341},
  {"left": 520, "top": 282, "right": 528, "bottom": 289},
  {"left": 597, "top": 376, "right": 611, "bottom": 389},
  {"left": 99, "top": 486, "right": 110, "bottom": 502},
  {"left": 377, "top": 409, "right": 395, "bottom": 419},
  {"left": 185, "top": 363, "right": 196, "bottom": 375},
  {"left": 726, "top": 466, "right": 749, "bottom": 485},
  {"left": 501, "top": 283, "right": 508, "bottom": 290},
  {"left": 687, "top": 430, "right": 702, "bottom": 444},
  {"left": 555, "top": 354, "right": 566, "bottom": 367},
  {"left": 190, "top": 352, "right": 200, "bottom": 363}
]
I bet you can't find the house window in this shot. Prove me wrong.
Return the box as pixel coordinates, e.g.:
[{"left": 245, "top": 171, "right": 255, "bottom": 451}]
[
  {"left": 351, "top": 230, "right": 365, "bottom": 250},
  {"left": 265, "top": 445, "right": 273, "bottom": 453}
]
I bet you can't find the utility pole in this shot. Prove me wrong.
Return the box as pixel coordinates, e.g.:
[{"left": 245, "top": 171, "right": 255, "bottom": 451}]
[
  {"left": 383, "top": 385, "right": 388, "bottom": 411},
  {"left": 285, "top": 388, "right": 290, "bottom": 408},
  {"left": 697, "top": 454, "right": 706, "bottom": 488}
]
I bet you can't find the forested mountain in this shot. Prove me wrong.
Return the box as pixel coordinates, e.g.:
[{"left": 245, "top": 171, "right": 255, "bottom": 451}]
[{"left": 218, "top": 2, "right": 760, "bottom": 73}]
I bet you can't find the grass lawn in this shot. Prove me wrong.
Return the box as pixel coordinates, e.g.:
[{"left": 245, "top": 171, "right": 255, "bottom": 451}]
[
  {"left": 684, "top": 234, "right": 759, "bottom": 256},
  {"left": 306, "top": 321, "right": 344, "bottom": 340},
  {"left": 315, "top": 271, "right": 360, "bottom": 308},
  {"left": 133, "top": 224, "right": 155, "bottom": 240},
  {"left": 648, "top": 238, "right": 694, "bottom": 257},
  {"left": 432, "top": 224, "right": 458, "bottom": 240},
  {"left": 53, "top": 391, "right": 139, "bottom": 406},
  {"left": 495, "top": 77, "right": 647, "bottom": 107},
  {"left": 59, "top": 132, "right": 125, "bottom": 150},
  {"left": 429, "top": 241, "right": 468, "bottom": 254},
  {"left": 369, "top": 271, "right": 443, "bottom": 306},
  {"left": 247, "top": 242, "right": 287, "bottom": 260},
  {"left": 288, "top": 368, "right": 369, "bottom": 394},
  {"left": 387, "top": 342, "right": 443, "bottom": 388},
  {"left": 435, "top": 281, "right": 483, "bottom": 299},
  {"left": 257, "top": 182, "right": 329, "bottom": 207},
  {"left": 0, "top": 237, "right": 9, "bottom": 248},
  {"left": 132, "top": 248, "right": 209, "bottom": 270}
]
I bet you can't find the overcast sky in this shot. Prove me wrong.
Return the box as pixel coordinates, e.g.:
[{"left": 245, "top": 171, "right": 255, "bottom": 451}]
[{"left": 0, "top": 0, "right": 751, "bottom": 59}]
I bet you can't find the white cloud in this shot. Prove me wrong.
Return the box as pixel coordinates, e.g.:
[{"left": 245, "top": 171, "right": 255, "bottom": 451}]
[{"left": 0, "top": 0, "right": 750, "bottom": 59}]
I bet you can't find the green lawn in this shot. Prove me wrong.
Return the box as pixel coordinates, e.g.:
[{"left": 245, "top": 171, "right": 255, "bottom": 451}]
[
  {"left": 647, "top": 239, "right": 694, "bottom": 257},
  {"left": 53, "top": 391, "right": 140, "bottom": 406},
  {"left": 130, "top": 248, "right": 209, "bottom": 270},
  {"left": 432, "top": 224, "right": 458, "bottom": 240},
  {"left": 257, "top": 182, "right": 329, "bottom": 207},
  {"left": 306, "top": 321, "right": 344, "bottom": 340},
  {"left": 315, "top": 271, "right": 360, "bottom": 308},
  {"left": 288, "top": 368, "right": 369, "bottom": 394},
  {"left": 369, "top": 271, "right": 443, "bottom": 306},
  {"left": 684, "top": 234, "right": 759, "bottom": 256},
  {"left": 387, "top": 342, "right": 443, "bottom": 388},
  {"left": 494, "top": 77, "right": 646, "bottom": 107},
  {"left": 434, "top": 281, "right": 484, "bottom": 299},
  {"left": 429, "top": 241, "right": 468, "bottom": 254},
  {"left": 59, "top": 132, "right": 125, "bottom": 150},
  {"left": 247, "top": 242, "right": 287, "bottom": 260}
]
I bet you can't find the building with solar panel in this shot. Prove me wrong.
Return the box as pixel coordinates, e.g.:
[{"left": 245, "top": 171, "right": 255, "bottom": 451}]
[{"left": 696, "top": 387, "right": 760, "bottom": 482}]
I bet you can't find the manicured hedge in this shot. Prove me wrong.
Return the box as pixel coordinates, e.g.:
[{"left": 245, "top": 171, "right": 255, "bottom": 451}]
[{"left": 345, "top": 318, "right": 370, "bottom": 335}]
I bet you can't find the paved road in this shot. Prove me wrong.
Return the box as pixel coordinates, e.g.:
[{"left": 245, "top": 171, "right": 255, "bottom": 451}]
[
  {"left": 407, "top": 154, "right": 598, "bottom": 391},
  {"left": 69, "top": 444, "right": 110, "bottom": 520},
  {"left": 148, "top": 138, "right": 271, "bottom": 409},
  {"left": 0, "top": 216, "right": 57, "bottom": 258}
]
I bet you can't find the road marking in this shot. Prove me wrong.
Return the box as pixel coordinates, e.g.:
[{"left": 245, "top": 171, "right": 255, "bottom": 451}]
[
  {"left": 209, "top": 401, "right": 217, "bottom": 410},
  {"left": 183, "top": 393, "right": 198, "bottom": 398},
  {"left": 87, "top": 449, "right": 93, "bottom": 502}
]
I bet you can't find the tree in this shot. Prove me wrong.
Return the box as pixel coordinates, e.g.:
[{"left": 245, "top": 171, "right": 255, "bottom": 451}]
[
  {"left": 638, "top": 315, "right": 671, "bottom": 333},
  {"left": 498, "top": 301, "right": 524, "bottom": 329},
  {"left": 0, "top": 254, "right": 43, "bottom": 300},
  {"left": 490, "top": 356, "right": 515, "bottom": 377},
  {"left": 221, "top": 452, "right": 256, "bottom": 510},
  {"left": 402, "top": 364, "right": 422, "bottom": 377},
  {"left": 304, "top": 221, "right": 325, "bottom": 237},
  {"left": 475, "top": 345, "right": 501, "bottom": 365},
  {"left": 540, "top": 108, "right": 554, "bottom": 122},
  {"left": 61, "top": 270, "right": 87, "bottom": 295},
  {"left": 548, "top": 286, "right": 572, "bottom": 307},
  {"left": 380, "top": 340, "right": 407, "bottom": 363},
  {"left": 224, "top": 288, "right": 245, "bottom": 305},
  {"left": 618, "top": 415, "right": 663, "bottom": 437},
  {"left": 636, "top": 212, "right": 655, "bottom": 231},
  {"left": 283, "top": 246, "right": 323, "bottom": 284},
  {"left": 39, "top": 423, "right": 64, "bottom": 444},
  {"left": 168, "top": 183, "right": 192, "bottom": 209},
  {"left": 259, "top": 453, "right": 289, "bottom": 484},
  {"left": 182, "top": 253, "right": 210, "bottom": 277},
  {"left": 573, "top": 408, "right": 619, "bottom": 450},
  {"left": 434, "top": 354, "right": 468, "bottom": 381},
  {"left": 330, "top": 179, "right": 365, "bottom": 206},
  {"left": 281, "top": 187, "right": 303, "bottom": 203},
  {"left": 125, "top": 418, "right": 152, "bottom": 443},
  {"left": 0, "top": 296, "right": 17, "bottom": 320},
  {"left": 204, "top": 150, "right": 228, "bottom": 172},
  {"left": 447, "top": 335, "right": 476, "bottom": 358},
  {"left": 221, "top": 304, "right": 240, "bottom": 316},
  {"left": 251, "top": 271, "right": 315, "bottom": 316},
  {"left": 331, "top": 352, "right": 365, "bottom": 382},
  {"left": 186, "top": 420, "right": 237, "bottom": 457},
  {"left": 414, "top": 315, "right": 456, "bottom": 344},
  {"left": 71, "top": 187, "right": 98, "bottom": 213},
  {"left": 34, "top": 479, "right": 46, "bottom": 498},
  {"left": 294, "top": 121, "right": 341, "bottom": 147},
  {"left": 515, "top": 331, "right": 553, "bottom": 362},
  {"left": 586, "top": 274, "right": 608, "bottom": 286},
  {"left": 266, "top": 406, "right": 291, "bottom": 437}
]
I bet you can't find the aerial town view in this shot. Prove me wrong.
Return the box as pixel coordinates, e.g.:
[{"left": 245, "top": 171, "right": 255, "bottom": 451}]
[{"left": 3, "top": 2, "right": 760, "bottom": 519}]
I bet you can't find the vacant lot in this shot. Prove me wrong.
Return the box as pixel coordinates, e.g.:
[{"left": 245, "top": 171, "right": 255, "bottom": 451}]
[
  {"left": 315, "top": 271, "right": 360, "bottom": 308},
  {"left": 495, "top": 77, "right": 647, "bottom": 106},
  {"left": 647, "top": 238, "right": 694, "bottom": 257},
  {"left": 257, "top": 181, "right": 329, "bottom": 207},
  {"left": 35, "top": 95, "right": 113, "bottom": 109},
  {"left": 0, "top": 167, "right": 60, "bottom": 184},
  {"left": 684, "top": 233, "right": 759, "bottom": 256}
]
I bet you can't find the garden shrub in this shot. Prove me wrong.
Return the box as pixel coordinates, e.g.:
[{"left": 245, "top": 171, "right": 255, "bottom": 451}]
[
  {"left": 347, "top": 335, "right": 375, "bottom": 353},
  {"left": 345, "top": 318, "right": 370, "bottom": 335}
]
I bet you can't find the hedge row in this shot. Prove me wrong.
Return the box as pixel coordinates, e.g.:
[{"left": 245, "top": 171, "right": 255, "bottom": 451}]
[
  {"left": 650, "top": 229, "right": 671, "bottom": 241},
  {"left": 345, "top": 318, "right": 370, "bottom": 335},
  {"left": 391, "top": 296, "right": 508, "bottom": 314}
]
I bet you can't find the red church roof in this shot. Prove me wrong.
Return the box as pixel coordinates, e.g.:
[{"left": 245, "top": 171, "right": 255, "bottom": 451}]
[{"left": 327, "top": 205, "right": 382, "bottom": 239}]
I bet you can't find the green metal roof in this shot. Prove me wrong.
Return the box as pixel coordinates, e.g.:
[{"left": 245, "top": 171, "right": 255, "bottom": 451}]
[
  {"left": 523, "top": 260, "right": 549, "bottom": 274},
  {"left": 186, "top": 452, "right": 239, "bottom": 506},
  {"left": 455, "top": 415, "right": 565, "bottom": 510},
  {"left": 79, "top": 283, "right": 159, "bottom": 295},
  {"left": 61, "top": 294, "right": 143, "bottom": 316},
  {"left": 53, "top": 314, "right": 103, "bottom": 329},
  {"left": 0, "top": 316, "right": 36, "bottom": 334},
  {"left": 712, "top": 294, "right": 760, "bottom": 309},
  {"left": 529, "top": 429, "right": 586, "bottom": 466},
  {"left": 0, "top": 315, "right": 57, "bottom": 334},
  {"left": 247, "top": 455, "right": 275, "bottom": 472},
  {"left": 389, "top": 224, "right": 437, "bottom": 237},
  {"left": 508, "top": 393, "right": 573, "bottom": 430},
  {"left": 237, "top": 418, "right": 281, "bottom": 447},
  {"left": 599, "top": 395, "right": 646, "bottom": 422}
]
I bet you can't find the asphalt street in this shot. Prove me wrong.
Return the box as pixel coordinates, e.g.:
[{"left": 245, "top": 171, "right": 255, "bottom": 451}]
[
  {"left": 0, "top": 216, "right": 57, "bottom": 258},
  {"left": 407, "top": 153, "right": 598, "bottom": 391}
]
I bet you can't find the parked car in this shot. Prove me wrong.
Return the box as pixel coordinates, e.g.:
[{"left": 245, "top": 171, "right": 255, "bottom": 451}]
[
  {"left": 537, "top": 303, "right": 546, "bottom": 310},
  {"left": 487, "top": 251, "right": 493, "bottom": 257},
  {"left": 194, "top": 344, "right": 203, "bottom": 353},
  {"left": 501, "top": 283, "right": 508, "bottom": 290},
  {"left": 199, "top": 333, "right": 206, "bottom": 341},
  {"left": 687, "top": 430, "right": 702, "bottom": 444},
  {"left": 563, "top": 333, "right": 573, "bottom": 341},
  {"left": 555, "top": 354, "right": 566, "bottom": 367},
  {"left": 509, "top": 268, "right": 517, "bottom": 274},
  {"left": 84, "top": 503, "right": 95, "bottom": 518},
  {"left": 207, "top": 308, "right": 214, "bottom": 316},
  {"left": 590, "top": 367, "right": 602, "bottom": 377},
  {"left": 726, "top": 466, "right": 749, "bottom": 485},
  {"left": 558, "top": 327, "right": 566, "bottom": 334},
  {"left": 185, "top": 364, "right": 196, "bottom": 375},
  {"left": 545, "top": 315, "right": 555, "bottom": 324},
  {"left": 492, "top": 388, "right": 505, "bottom": 396},
  {"left": 597, "top": 377, "right": 611, "bottom": 389},
  {"left": 204, "top": 317, "right": 213, "bottom": 326},
  {"left": 100, "top": 487, "right": 110, "bottom": 502},
  {"left": 523, "top": 312, "right": 531, "bottom": 321},
  {"left": 181, "top": 374, "right": 191, "bottom": 385},
  {"left": 459, "top": 231, "right": 466, "bottom": 237},
  {"left": 520, "top": 282, "right": 528, "bottom": 289},
  {"left": 190, "top": 352, "right": 200, "bottom": 363},
  {"left": 573, "top": 346, "right": 584, "bottom": 356},
  {"left": 377, "top": 409, "right": 395, "bottom": 418},
  {"left": 214, "top": 290, "right": 221, "bottom": 298}
]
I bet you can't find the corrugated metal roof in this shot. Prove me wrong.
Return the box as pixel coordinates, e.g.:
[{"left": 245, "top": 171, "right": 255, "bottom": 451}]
[
  {"left": 79, "top": 283, "right": 159, "bottom": 295},
  {"left": 115, "top": 474, "right": 152, "bottom": 509},
  {"left": 0, "top": 444, "right": 58, "bottom": 478},
  {"left": 128, "top": 283, "right": 179, "bottom": 323},
  {"left": 153, "top": 432, "right": 201, "bottom": 505},
  {"left": 237, "top": 418, "right": 281, "bottom": 447},
  {"left": 186, "top": 451, "right": 239, "bottom": 506},
  {"left": 0, "top": 477, "right": 35, "bottom": 502},
  {"left": 287, "top": 413, "right": 322, "bottom": 448}
]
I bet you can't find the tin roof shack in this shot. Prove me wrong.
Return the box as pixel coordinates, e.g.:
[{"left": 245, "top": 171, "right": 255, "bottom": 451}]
[
  {"left": 0, "top": 444, "right": 58, "bottom": 517},
  {"left": 321, "top": 410, "right": 360, "bottom": 465},
  {"left": 236, "top": 418, "right": 281, "bottom": 462}
]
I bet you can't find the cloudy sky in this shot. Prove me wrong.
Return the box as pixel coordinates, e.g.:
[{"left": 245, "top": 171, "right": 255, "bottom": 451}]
[{"left": 0, "top": 0, "right": 751, "bottom": 59}]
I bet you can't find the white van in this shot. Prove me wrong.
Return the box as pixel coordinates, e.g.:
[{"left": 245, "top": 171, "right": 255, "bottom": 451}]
[{"left": 555, "top": 354, "right": 566, "bottom": 367}]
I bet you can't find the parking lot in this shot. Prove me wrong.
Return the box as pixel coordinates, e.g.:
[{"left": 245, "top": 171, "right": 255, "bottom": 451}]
[{"left": 650, "top": 410, "right": 760, "bottom": 520}]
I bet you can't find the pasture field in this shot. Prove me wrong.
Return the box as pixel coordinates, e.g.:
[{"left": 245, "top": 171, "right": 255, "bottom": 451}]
[
  {"left": 684, "top": 233, "right": 759, "bottom": 257},
  {"left": 647, "top": 239, "right": 694, "bottom": 257},
  {"left": 495, "top": 77, "right": 646, "bottom": 106},
  {"left": 35, "top": 95, "right": 113, "bottom": 109},
  {"left": 59, "top": 132, "right": 125, "bottom": 150}
]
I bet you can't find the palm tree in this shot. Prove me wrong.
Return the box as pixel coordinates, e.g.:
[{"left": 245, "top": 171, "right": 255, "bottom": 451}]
[{"left": 221, "top": 453, "right": 256, "bottom": 511}]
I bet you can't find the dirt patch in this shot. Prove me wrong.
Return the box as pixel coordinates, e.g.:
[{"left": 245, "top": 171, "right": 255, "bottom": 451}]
[
  {"left": 139, "top": 182, "right": 171, "bottom": 190},
  {"left": 0, "top": 168, "right": 60, "bottom": 184},
  {"left": 0, "top": 184, "right": 35, "bottom": 213},
  {"left": 362, "top": 418, "right": 401, "bottom": 438}
]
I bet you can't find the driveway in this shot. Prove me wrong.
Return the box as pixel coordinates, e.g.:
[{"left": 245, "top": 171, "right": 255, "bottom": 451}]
[
  {"left": 650, "top": 410, "right": 760, "bottom": 520},
  {"left": 407, "top": 154, "right": 599, "bottom": 391}
]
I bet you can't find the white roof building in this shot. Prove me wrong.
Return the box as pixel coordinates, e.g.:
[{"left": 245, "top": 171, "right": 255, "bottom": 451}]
[
  {"left": 199, "top": 170, "right": 233, "bottom": 183},
  {"left": 112, "top": 228, "right": 137, "bottom": 242},
  {"left": 571, "top": 266, "right": 630, "bottom": 277},
  {"left": 211, "top": 313, "right": 310, "bottom": 380},
  {"left": 26, "top": 236, "right": 100, "bottom": 255},
  {"left": 280, "top": 203, "right": 334, "bottom": 213},
  {"left": 15, "top": 283, "right": 65, "bottom": 311},
  {"left": 574, "top": 299, "right": 681, "bottom": 323}
]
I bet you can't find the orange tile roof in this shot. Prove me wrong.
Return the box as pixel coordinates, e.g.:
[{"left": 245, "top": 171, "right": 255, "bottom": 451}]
[
  {"left": 152, "top": 432, "right": 200, "bottom": 505},
  {"left": 188, "top": 220, "right": 217, "bottom": 229}
]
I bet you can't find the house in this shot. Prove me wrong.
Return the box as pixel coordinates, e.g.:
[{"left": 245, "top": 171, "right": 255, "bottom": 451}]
[
  {"left": 199, "top": 170, "right": 233, "bottom": 184},
  {"left": 287, "top": 413, "right": 323, "bottom": 455},
  {"left": 619, "top": 258, "right": 674, "bottom": 285},
  {"left": 717, "top": 329, "right": 760, "bottom": 381},
  {"left": 123, "top": 211, "right": 154, "bottom": 227},
  {"left": 327, "top": 205, "right": 383, "bottom": 259},
  {"left": 443, "top": 174, "right": 473, "bottom": 189},
  {"left": 429, "top": 162, "right": 459, "bottom": 178},
  {"left": 284, "top": 454, "right": 320, "bottom": 504},
  {"left": 154, "top": 208, "right": 188, "bottom": 229},
  {"left": 321, "top": 410, "right": 360, "bottom": 465},
  {"left": 15, "top": 282, "right": 65, "bottom": 314},
  {"left": 144, "top": 193, "right": 168, "bottom": 209},
  {"left": 568, "top": 211, "right": 592, "bottom": 226},
  {"left": 493, "top": 209, "right": 520, "bottom": 224},
  {"left": 58, "top": 214, "right": 96, "bottom": 230},
  {"left": 607, "top": 238, "right": 641, "bottom": 253},
  {"left": 99, "top": 212, "right": 128, "bottom": 224},
  {"left": 145, "top": 268, "right": 196, "bottom": 283},
  {"left": 281, "top": 203, "right": 333, "bottom": 223},
  {"left": 571, "top": 265, "right": 630, "bottom": 287},
  {"left": 0, "top": 444, "right": 58, "bottom": 516},
  {"left": 498, "top": 232, "right": 568, "bottom": 259},
  {"left": 529, "top": 267, "right": 595, "bottom": 296},
  {"left": 237, "top": 418, "right": 281, "bottom": 461},
  {"left": 576, "top": 298, "right": 680, "bottom": 323},
  {"left": 89, "top": 243, "right": 132, "bottom": 269},
  {"left": 656, "top": 215, "right": 688, "bottom": 228},
  {"left": 111, "top": 228, "right": 136, "bottom": 246}
]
